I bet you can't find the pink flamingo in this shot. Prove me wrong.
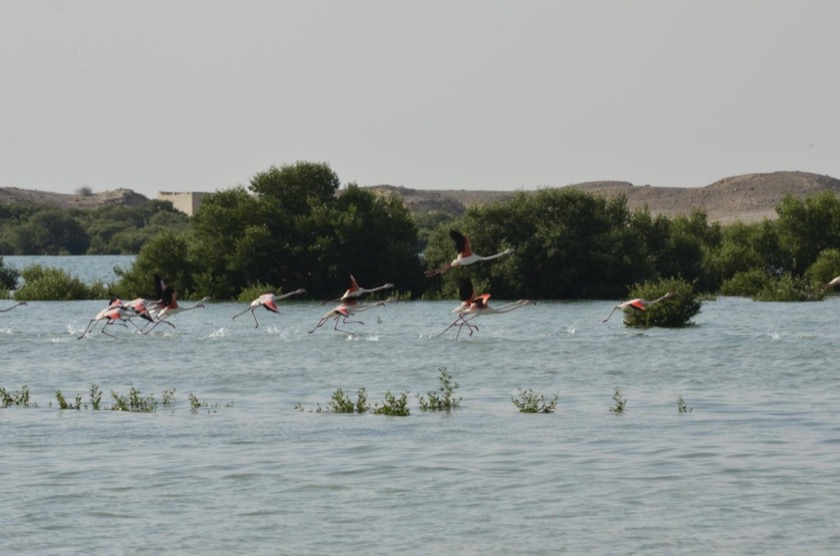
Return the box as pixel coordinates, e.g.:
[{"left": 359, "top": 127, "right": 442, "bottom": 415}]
[
  {"left": 425, "top": 230, "right": 514, "bottom": 277},
  {"left": 77, "top": 299, "right": 138, "bottom": 339},
  {"left": 309, "top": 297, "right": 390, "bottom": 334},
  {"left": 437, "top": 278, "right": 530, "bottom": 339},
  {"left": 0, "top": 301, "right": 27, "bottom": 313},
  {"left": 339, "top": 275, "right": 394, "bottom": 301},
  {"left": 602, "top": 292, "right": 676, "bottom": 323},
  {"left": 233, "top": 289, "right": 306, "bottom": 328},
  {"left": 143, "top": 276, "right": 211, "bottom": 334}
]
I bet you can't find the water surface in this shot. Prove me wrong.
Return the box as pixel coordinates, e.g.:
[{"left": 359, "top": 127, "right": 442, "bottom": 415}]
[{"left": 1, "top": 257, "right": 839, "bottom": 554}]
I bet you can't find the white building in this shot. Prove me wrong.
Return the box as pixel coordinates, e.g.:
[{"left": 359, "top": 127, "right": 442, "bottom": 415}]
[{"left": 157, "top": 192, "right": 209, "bottom": 216}]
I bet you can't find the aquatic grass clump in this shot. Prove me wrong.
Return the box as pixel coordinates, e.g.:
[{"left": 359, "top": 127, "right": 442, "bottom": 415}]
[
  {"left": 328, "top": 387, "right": 369, "bottom": 413},
  {"left": 418, "top": 368, "right": 461, "bottom": 412},
  {"left": 512, "top": 388, "right": 558, "bottom": 413},
  {"left": 373, "top": 391, "right": 410, "bottom": 416},
  {"left": 0, "top": 385, "right": 35, "bottom": 407},
  {"left": 55, "top": 390, "right": 82, "bottom": 410},
  {"left": 610, "top": 387, "right": 627, "bottom": 413},
  {"left": 111, "top": 385, "right": 158, "bottom": 413}
]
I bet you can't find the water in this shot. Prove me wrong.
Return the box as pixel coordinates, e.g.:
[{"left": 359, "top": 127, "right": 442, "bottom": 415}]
[{"left": 2, "top": 257, "right": 840, "bottom": 554}]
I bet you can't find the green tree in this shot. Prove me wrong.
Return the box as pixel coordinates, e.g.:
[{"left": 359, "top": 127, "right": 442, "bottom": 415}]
[{"left": 775, "top": 192, "right": 840, "bottom": 275}]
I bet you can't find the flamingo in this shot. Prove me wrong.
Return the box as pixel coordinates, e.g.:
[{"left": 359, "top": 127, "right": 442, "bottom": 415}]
[
  {"left": 437, "top": 278, "right": 531, "bottom": 339},
  {"left": 602, "top": 292, "right": 676, "bottom": 323},
  {"left": 77, "top": 299, "right": 139, "bottom": 339},
  {"left": 233, "top": 288, "right": 306, "bottom": 328},
  {"left": 0, "top": 301, "right": 27, "bottom": 313},
  {"left": 820, "top": 275, "right": 840, "bottom": 293},
  {"left": 123, "top": 297, "right": 173, "bottom": 331},
  {"left": 143, "top": 275, "right": 211, "bottom": 334},
  {"left": 425, "top": 230, "right": 514, "bottom": 278},
  {"left": 339, "top": 275, "right": 394, "bottom": 302},
  {"left": 309, "top": 297, "right": 391, "bottom": 335}
]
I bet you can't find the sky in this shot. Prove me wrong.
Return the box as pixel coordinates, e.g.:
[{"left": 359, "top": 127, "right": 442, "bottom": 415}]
[{"left": 2, "top": 0, "right": 839, "bottom": 198}]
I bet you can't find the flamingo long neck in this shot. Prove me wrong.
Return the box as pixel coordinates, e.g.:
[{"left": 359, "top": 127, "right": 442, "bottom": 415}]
[
  {"left": 649, "top": 293, "right": 672, "bottom": 305},
  {"left": 477, "top": 248, "right": 513, "bottom": 262},
  {"left": 491, "top": 300, "right": 530, "bottom": 313}
]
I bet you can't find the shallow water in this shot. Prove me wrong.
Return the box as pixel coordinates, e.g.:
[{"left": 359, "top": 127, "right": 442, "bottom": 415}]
[{"left": 2, "top": 257, "right": 840, "bottom": 554}]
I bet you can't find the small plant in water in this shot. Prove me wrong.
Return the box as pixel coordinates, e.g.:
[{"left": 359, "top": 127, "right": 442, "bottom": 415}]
[
  {"left": 418, "top": 368, "right": 461, "bottom": 412},
  {"left": 0, "top": 385, "right": 36, "bottom": 408},
  {"left": 162, "top": 389, "right": 176, "bottom": 406},
  {"left": 512, "top": 388, "right": 558, "bottom": 413},
  {"left": 677, "top": 395, "right": 693, "bottom": 413},
  {"left": 56, "top": 390, "right": 82, "bottom": 410},
  {"left": 89, "top": 384, "right": 102, "bottom": 410},
  {"left": 610, "top": 387, "right": 627, "bottom": 413},
  {"left": 188, "top": 392, "right": 220, "bottom": 413},
  {"left": 111, "top": 385, "right": 158, "bottom": 413},
  {"left": 327, "top": 388, "right": 355, "bottom": 413},
  {"left": 373, "top": 390, "right": 410, "bottom": 416}
]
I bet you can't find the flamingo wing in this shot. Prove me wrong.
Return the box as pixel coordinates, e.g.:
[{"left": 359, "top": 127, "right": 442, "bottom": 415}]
[
  {"left": 457, "top": 278, "right": 477, "bottom": 303},
  {"left": 450, "top": 230, "right": 472, "bottom": 257}
]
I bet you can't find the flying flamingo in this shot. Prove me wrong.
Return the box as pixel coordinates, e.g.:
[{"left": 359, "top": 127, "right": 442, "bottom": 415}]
[
  {"left": 143, "top": 276, "right": 211, "bottom": 334},
  {"left": 309, "top": 297, "right": 391, "bottom": 335},
  {"left": 77, "top": 299, "right": 139, "bottom": 339},
  {"left": 338, "top": 275, "right": 394, "bottom": 302},
  {"left": 424, "top": 230, "right": 514, "bottom": 277},
  {"left": 0, "top": 301, "right": 27, "bottom": 313},
  {"left": 819, "top": 275, "right": 840, "bottom": 294},
  {"left": 122, "top": 297, "right": 173, "bottom": 331},
  {"left": 602, "top": 292, "right": 676, "bottom": 323},
  {"left": 233, "top": 288, "right": 306, "bottom": 328},
  {"left": 437, "top": 278, "right": 531, "bottom": 339}
]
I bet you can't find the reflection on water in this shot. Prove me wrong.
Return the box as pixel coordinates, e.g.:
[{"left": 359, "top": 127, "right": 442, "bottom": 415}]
[{"left": 1, "top": 257, "right": 840, "bottom": 554}]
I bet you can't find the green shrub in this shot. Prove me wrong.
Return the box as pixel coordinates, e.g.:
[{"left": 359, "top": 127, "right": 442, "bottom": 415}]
[
  {"left": 753, "top": 273, "right": 814, "bottom": 302},
  {"left": 0, "top": 385, "right": 35, "bottom": 407},
  {"left": 13, "top": 264, "right": 110, "bottom": 300},
  {"left": 623, "top": 277, "right": 701, "bottom": 328},
  {"left": 418, "top": 368, "right": 461, "bottom": 411},
  {"left": 720, "top": 268, "right": 771, "bottom": 297},
  {"left": 0, "top": 256, "right": 19, "bottom": 290},
  {"left": 609, "top": 387, "right": 627, "bottom": 413},
  {"left": 236, "top": 282, "right": 281, "bottom": 302},
  {"left": 373, "top": 390, "right": 410, "bottom": 416},
  {"left": 512, "top": 388, "right": 558, "bottom": 413},
  {"left": 111, "top": 385, "right": 158, "bottom": 413}
]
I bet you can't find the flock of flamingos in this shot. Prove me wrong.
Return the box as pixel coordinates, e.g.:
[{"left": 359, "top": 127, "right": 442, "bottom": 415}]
[{"left": 4, "top": 230, "right": 840, "bottom": 339}]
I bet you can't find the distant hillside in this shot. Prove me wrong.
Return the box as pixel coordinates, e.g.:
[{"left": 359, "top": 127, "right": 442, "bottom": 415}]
[
  {"left": 0, "top": 187, "right": 150, "bottom": 209},
  {"left": 4, "top": 171, "right": 839, "bottom": 224},
  {"left": 369, "top": 171, "right": 840, "bottom": 224}
]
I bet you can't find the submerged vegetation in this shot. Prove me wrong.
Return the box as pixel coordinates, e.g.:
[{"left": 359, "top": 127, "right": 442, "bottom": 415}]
[{"left": 512, "top": 388, "right": 559, "bottom": 413}]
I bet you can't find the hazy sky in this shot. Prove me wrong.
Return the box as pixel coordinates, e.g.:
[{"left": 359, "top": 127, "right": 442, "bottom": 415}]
[{"left": 2, "top": 1, "right": 839, "bottom": 198}]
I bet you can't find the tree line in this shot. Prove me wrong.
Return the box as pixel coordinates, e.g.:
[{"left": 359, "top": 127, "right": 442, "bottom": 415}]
[
  {"left": 0, "top": 200, "right": 189, "bottom": 255},
  {"left": 4, "top": 161, "right": 840, "bottom": 302}
]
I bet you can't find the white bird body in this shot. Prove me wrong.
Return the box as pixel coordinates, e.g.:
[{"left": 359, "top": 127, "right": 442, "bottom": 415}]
[
  {"left": 233, "top": 288, "right": 306, "bottom": 328},
  {"left": 602, "top": 292, "right": 676, "bottom": 323},
  {"left": 339, "top": 275, "right": 394, "bottom": 301},
  {"left": 309, "top": 297, "right": 390, "bottom": 334},
  {"left": 425, "top": 230, "right": 513, "bottom": 277},
  {"left": 438, "top": 278, "right": 530, "bottom": 338}
]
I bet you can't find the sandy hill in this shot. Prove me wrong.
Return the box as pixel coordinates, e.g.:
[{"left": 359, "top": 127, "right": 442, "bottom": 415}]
[
  {"left": 369, "top": 171, "right": 840, "bottom": 224},
  {"left": 3, "top": 171, "right": 839, "bottom": 224},
  {"left": 0, "top": 187, "right": 150, "bottom": 209}
]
